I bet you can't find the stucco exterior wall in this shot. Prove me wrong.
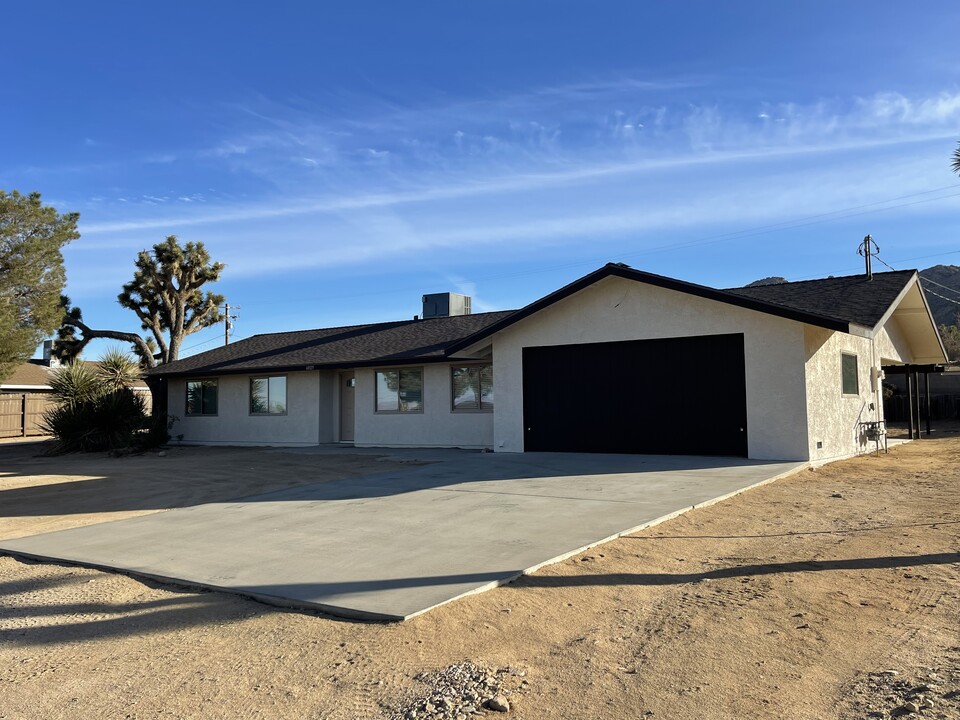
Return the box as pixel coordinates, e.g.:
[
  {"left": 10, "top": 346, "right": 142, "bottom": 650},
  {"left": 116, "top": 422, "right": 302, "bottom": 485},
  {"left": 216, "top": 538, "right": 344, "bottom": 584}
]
[
  {"left": 873, "top": 318, "right": 911, "bottom": 364},
  {"left": 490, "top": 276, "right": 810, "bottom": 460},
  {"left": 352, "top": 363, "right": 494, "bottom": 449},
  {"left": 803, "top": 327, "right": 881, "bottom": 464},
  {"left": 168, "top": 371, "right": 325, "bottom": 446}
]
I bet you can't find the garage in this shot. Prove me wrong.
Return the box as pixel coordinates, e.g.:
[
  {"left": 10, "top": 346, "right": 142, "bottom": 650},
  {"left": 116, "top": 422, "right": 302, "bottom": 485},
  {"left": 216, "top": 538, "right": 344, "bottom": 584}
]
[{"left": 522, "top": 333, "right": 748, "bottom": 456}]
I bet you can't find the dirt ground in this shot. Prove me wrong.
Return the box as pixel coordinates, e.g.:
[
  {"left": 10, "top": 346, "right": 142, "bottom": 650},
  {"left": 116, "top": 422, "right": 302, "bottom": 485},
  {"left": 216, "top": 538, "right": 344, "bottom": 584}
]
[{"left": 0, "top": 440, "right": 958, "bottom": 720}]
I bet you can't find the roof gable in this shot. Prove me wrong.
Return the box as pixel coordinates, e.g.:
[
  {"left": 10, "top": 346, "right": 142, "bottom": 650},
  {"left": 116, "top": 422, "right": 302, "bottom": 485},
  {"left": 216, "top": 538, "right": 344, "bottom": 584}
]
[{"left": 447, "top": 263, "right": 883, "bottom": 354}]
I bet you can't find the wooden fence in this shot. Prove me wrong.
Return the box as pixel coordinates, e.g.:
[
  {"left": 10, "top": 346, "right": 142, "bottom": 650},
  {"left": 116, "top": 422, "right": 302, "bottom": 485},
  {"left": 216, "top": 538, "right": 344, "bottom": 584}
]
[
  {"left": 0, "top": 393, "right": 54, "bottom": 438},
  {"left": 883, "top": 394, "right": 960, "bottom": 423}
]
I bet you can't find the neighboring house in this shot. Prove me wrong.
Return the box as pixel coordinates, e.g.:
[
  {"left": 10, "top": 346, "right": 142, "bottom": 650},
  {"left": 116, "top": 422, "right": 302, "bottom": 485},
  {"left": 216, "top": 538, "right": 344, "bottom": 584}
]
[
  {"left": 148, "top": 263, "right": 946, "bottom": 463},
  {"left": 0, "top": 354, "right": 152, "bottom": 437}
]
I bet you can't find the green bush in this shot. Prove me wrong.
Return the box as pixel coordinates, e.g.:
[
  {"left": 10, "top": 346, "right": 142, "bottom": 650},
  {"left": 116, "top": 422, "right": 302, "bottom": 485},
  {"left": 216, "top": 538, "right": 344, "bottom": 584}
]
[{"left": 41, "top": 349, "right": 151, "bottom": 453}]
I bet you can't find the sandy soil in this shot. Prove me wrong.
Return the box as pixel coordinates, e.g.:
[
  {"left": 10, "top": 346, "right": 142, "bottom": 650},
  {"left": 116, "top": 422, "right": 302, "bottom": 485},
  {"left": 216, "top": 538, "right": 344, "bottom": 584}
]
[{"left": 0, "top": 440, "right": 958, "bottom": 720}]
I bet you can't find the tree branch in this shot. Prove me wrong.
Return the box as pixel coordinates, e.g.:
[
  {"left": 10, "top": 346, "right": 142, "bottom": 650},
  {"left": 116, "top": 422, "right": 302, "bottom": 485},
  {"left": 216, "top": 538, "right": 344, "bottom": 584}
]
[{"left": 68, "top": 318, "right": 156, "bottom": 369}]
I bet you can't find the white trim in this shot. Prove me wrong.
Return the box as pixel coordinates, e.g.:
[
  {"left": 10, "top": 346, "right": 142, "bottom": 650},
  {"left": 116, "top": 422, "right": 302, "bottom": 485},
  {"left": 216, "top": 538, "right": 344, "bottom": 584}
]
[{"left": 868, "top": 272, "right": 919, "bottom": 334}]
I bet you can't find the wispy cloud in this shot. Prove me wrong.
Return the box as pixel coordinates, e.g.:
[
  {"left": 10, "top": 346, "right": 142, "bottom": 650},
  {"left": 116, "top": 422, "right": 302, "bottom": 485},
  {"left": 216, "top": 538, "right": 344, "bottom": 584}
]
[
  {"left": 78, "top": 133, "right": 956, "bottom": 238},
  {"left": 65, "top": 81, "right": 960, "bottom": 289},
  {"left": 190, "top": 85, "right": 960, "bottom": 188}
]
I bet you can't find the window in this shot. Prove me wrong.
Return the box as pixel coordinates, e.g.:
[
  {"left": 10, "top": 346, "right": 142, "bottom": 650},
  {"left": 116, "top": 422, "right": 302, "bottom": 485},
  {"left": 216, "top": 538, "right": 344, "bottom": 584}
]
[
  {"left": 186, "top": 379, "right": 218, "bottom": 415},
  {"left": 250, "top": 376, "right": 287, "bottom": 415},
  {"left": 451, "top": 365, "right": 493, "bottom": 411},
  {"left": 376, "top": 368, "right": 423, "bottom": 412},
  {"left": 841, "top": 353, "right": 859, "bottom": 395}
]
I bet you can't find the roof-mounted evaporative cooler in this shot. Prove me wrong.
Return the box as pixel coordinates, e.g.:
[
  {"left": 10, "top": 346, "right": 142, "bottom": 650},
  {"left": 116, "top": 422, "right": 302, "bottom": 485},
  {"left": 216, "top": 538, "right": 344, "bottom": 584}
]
[{"left": 422, "top": 292, "right": 472, "bottom": 319}]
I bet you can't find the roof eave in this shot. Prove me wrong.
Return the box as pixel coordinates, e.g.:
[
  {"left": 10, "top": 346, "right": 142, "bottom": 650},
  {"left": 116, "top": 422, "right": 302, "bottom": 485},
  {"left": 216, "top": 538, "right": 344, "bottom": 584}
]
[
  {"left": 916, "top": 276, "right": 951, "bottom": 362},
  {"left": 149, "top": 354, "right": 455, "bottom": 379},
  {"left": 867, "top": 271, "right": 919, "bottom": 335},
  {"left": 446, "top": 264, "right": 850, "bottom": 353}
]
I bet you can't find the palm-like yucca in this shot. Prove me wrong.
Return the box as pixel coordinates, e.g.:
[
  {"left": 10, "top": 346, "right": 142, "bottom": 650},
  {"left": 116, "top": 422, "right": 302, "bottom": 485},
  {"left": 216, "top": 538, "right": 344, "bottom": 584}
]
[
  {"left": 953, "top": 142, "right": 960, "bottom": 175},
  {"left": 41, "top": 349, "right": 148, "bottom": 453},
  {"left": 47, "top": 360, "right": 102, "bottom": 408},
  {"left": 96, "top": 347, "right": 143, "bottom": 392}
]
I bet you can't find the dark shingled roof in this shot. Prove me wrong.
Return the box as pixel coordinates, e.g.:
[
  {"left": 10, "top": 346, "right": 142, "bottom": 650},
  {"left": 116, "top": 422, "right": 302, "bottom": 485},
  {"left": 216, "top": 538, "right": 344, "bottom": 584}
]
[
  {"left": 149, "top": 310, "right": 517, "bottom": 377},
  {"left": 446, "top": 264, "right": 917, "bottom": 354},
  {"left": 150, "top": 265, "right": 920, "bottom": 378},
  {"left": 724, "top": 269, "right": 916, "bottom": 329}
]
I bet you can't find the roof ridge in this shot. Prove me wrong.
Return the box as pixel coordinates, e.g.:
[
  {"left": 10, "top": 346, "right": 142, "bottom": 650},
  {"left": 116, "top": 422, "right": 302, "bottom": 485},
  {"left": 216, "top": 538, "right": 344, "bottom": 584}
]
[
  {"left": 235, "top": 309, "right": 519, "bottom": 340},
  {"left": 725, "top": 268, "right": 916, "bottom": 290}
]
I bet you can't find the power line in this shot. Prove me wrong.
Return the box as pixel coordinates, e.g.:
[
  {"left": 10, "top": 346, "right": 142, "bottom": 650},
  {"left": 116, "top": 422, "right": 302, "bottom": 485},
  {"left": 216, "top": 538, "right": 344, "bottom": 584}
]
[
  {"left": 919, "top": 275, "right": 960, "bottom": 296},
  {"left": 922, "top": 287, "right": 960, "bottom": 308},
  {"left": 889, "top": 249, "right": 960, "bottom": 265},
  {"left": 180, "top": 335, "right": 222, "bottom": 353},
  {"left": 787, "top": 249, "right": 960, "bottom": 283},
  {"left": 869, "top": 252, "right": 960, "bottom": 309},
  {"left": 872, "top": 254, "right": 897, "bottom": 272}
]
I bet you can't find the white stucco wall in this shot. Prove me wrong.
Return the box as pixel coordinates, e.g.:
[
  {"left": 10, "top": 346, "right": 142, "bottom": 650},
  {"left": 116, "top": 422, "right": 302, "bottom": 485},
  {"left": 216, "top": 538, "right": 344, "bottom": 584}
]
[
  {"left": 803, "top": 327, "right": 882, "bottom": 464},
  {"left": 168, "top": 370, "right": 327, "bottom": 446},
  {"left": 490, "top": 276, "right": 810, "bottom": 460},
  {"left": 352, "top": 363, "right": 494, "bottom": 449},
  {"left": 873, "top": 317, "right": 911, "bottom": 365}
]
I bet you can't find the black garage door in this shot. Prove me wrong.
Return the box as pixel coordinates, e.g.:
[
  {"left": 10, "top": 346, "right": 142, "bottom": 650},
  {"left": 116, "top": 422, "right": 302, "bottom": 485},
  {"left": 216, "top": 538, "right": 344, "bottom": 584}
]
[{"left": 522, "top": 333, "right": 748, "bottom": 456}]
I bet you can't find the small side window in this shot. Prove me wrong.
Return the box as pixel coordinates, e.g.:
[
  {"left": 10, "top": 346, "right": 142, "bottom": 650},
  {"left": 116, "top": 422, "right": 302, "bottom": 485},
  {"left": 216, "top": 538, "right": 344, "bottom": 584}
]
[{"left": 841, "top": 353, "right": 859, "bottom": 395}]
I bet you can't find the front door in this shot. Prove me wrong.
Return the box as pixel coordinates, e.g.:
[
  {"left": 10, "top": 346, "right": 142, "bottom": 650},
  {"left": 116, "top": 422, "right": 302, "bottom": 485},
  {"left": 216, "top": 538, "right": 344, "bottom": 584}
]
[{"left": 339, "top": 372, "right": 356, "bottom": 443}]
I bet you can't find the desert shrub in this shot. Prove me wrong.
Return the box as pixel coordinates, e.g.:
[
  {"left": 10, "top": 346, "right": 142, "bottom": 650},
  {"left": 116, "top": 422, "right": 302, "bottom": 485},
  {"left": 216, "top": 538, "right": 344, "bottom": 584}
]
[
  {"left": 96, "top": 347, "right": 144, "bottom": 392},
  {"left": 41, "top": 349, "right": 149, "bottom": 453},
  {"left": 47, "top": 359, "right": 101, "bottom": 408}
]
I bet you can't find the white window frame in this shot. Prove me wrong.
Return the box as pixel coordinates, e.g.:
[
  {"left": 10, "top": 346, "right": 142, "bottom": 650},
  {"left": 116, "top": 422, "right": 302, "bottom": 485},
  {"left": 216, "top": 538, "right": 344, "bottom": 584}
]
[{"left": 841, "top": 353, "right": 859, "bottom": 396}]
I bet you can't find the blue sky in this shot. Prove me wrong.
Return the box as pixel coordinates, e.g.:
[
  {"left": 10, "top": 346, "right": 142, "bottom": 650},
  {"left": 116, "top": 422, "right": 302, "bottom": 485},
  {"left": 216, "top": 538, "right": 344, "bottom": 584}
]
[{"left": 5, "top": 2, "right": 960, "bottom": 359}]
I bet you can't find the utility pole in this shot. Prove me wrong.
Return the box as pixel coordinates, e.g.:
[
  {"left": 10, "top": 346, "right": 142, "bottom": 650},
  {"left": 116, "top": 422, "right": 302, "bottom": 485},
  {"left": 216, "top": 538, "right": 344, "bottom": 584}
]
[
  {"left": 858, "top": 234, "right": 878, "bottom": 280},
  {"left": 222, "top": 304, "right": 241, "bottom": 345}
]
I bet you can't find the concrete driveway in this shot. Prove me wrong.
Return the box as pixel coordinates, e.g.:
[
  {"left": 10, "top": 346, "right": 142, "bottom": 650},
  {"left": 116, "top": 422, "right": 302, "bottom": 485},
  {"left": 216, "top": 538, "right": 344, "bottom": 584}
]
[{"left": 0, "top": 448, "right": 803, "bottom": 620}]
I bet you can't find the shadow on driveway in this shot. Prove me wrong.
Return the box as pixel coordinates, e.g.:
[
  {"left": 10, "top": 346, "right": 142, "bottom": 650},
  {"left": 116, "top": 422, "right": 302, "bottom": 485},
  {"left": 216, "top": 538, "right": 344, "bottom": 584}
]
[{"left": 0, "top": 445, "right": 805, "bottom": 621}]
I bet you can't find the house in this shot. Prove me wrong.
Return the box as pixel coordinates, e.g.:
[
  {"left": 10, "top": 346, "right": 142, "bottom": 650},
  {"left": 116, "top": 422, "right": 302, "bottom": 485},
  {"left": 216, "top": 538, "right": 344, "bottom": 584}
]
[
  {"left": 147, "top": 263, "right": 947, "bottom": 463},
  {"left": 0, "top": 349, "right": 152, "bottom": 438}
]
